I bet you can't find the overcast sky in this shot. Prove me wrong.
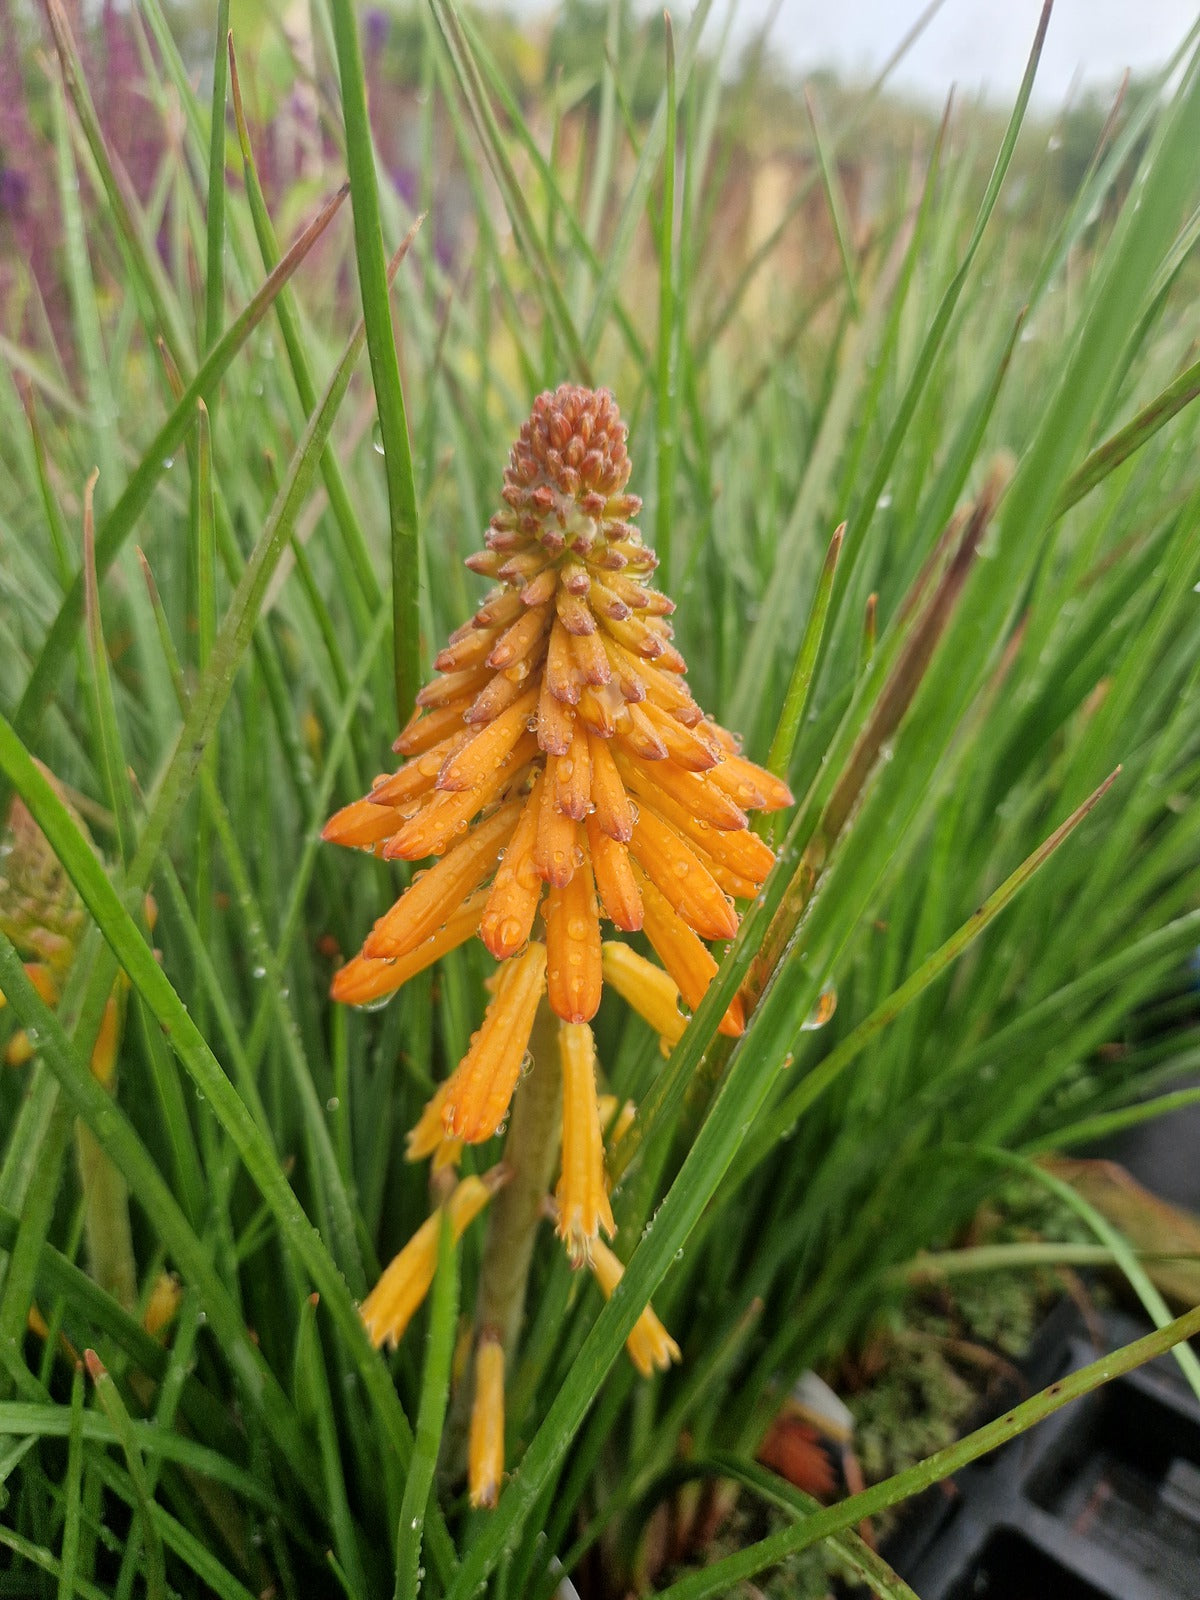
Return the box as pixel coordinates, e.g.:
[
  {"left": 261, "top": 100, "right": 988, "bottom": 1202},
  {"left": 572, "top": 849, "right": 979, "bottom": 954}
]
[{"left": 715, "top": 0, "right": 1197, "bottom": 103}]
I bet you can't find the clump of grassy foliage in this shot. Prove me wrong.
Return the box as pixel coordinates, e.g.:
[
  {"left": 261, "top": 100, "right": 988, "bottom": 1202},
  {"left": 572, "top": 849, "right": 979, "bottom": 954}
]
[{"left": 2, "top": 1, "right": 1200, "bottom": 1596}]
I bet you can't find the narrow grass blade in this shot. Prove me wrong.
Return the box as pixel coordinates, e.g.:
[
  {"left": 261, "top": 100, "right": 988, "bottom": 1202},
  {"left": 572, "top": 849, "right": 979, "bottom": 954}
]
[
  {"left": 56, "top": 1363, "right": 85, "bottom": 1600},
  {"left": 329, "top": 0, "right": 422, "bottom": 725},
  {"left": 85, "top": 1350, "right": 167, "bottom": 1600},
  {"left": 1045, "top": 1084, "right": 1200, "bottom": 1153},
  {"left": 804, "top": 86, "right": 860, "bottom": 316},
  {"left": 0, "top": 1091, "right": 74, "bottom": 1401},
  {"left": 9, "top": 182, "right": 348, "bottom": 762},
  {"left": 654, "top": 16, "right": 679, "bottom": 587},
  {"left": 1056, "top": 348, "right": 1200, "bottom": 514},
  {"left": 293, "top": 1298, "right": 369, "bottom": 1599},
  {"left": 581, "top": 0, "right": 716, "bottom": 354},
  {"left": 427, "top": 0, "right": 591, "bottom": 381},
  {"left": 0, "top": 740, "right": 457, "bottom": 1583},
  {"left": 43, "top": 0, "right": 192, "bottom": 367},
  {"left": 394, "top": 1212, "right": 459, "bottom": 1600},
  {"left": 735, "top": 768, "right": 1121, "bottom": 1179},
  {"left": 227, "top": 36, "right": 380, "bottom": 609},
  {"left": 766, "top": 523, "right": 844, "bottom": 780},
  {"left": 81, "top": 471, "right": 136, "bottom": 865},
  {"left": 682, "top": 1455, "right": 918, "bottom": 1599},
  {"left": 897, "top": 1242, "right": 1198, "bottom": 1280},
  {"left": 0, "top": 1527, "right": 110, "bottom": 1600},
  {"left": 204, "top": 2, "right": 232, "bottom": 353}
]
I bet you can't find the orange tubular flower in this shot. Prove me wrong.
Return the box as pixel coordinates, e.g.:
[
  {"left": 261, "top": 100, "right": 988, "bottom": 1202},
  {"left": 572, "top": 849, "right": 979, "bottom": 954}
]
[
  {"left": 325, "top": 387, "right": 791, "bottom": 1421},
  {"left": 555, "top": 1022, "right": 614, "bottom": 1265}
]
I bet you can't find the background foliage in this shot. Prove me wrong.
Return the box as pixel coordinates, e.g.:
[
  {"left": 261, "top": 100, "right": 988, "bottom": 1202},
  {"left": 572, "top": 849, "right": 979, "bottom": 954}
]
[{"left": 2, "top": 1, "right": 1200, "bottom": 1595}]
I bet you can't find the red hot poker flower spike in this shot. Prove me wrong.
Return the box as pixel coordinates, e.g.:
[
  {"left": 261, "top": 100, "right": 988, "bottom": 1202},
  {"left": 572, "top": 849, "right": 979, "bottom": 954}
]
[{"left": 325, "top": 384, "right": 791, "bottom": 1164}]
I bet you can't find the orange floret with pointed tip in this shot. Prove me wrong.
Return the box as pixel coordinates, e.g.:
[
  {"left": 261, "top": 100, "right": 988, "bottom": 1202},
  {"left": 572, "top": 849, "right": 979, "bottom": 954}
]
[
  {"left": 405, "top": 1080, "right": 452, "bottom": 1162},
  {"left": 366, "top": 802, "right": 522, "bottom": 960},
  {"left": 544, "top": 857, "right": 602, "bottom": 1023},
  {"left": 384, "top": 736, "right": 537, "bottom": 860},
  {"left": 533, "top": 763, "right": 578, "bottom": 886},
  {"left": 545, "top": 618, "right": 581, "bottom": 704},
  {"left": 571, "top": 627, "right": 611, "bottom": 687},
  {"left": 587, "top": 1237, "right": 680, "bottom": 1377},
  {"left": 466, "top": 641, "right": 547, "bottom": 723},
  {"left": 436, "top": 690, "right": 540, "bottom": 793},
  {"left": 707, "top": 751, "right": 794, "bottom": 812},
  {"left": 639, "top": 701, "right": 722, "bottom": 771},
  {"left": 633, "top": 784, "right": 777, "bottom": 884},
  {"left": 616, "top": 749, "right": 747, "bottom": 831},
  {"left": 416, "top": 664, "right": 493, "bottom": 709},
  {"left": 628, "top": 807, "right": 739, "bottom": 943},
  {"left": 322, "top": 796, "right": 405, "bottom": 849},
  {"left": 480, "top": 775, "right": 546, "bottom": 960},
  {"left": 441, "top": 941, "right": 548, "bottom": 1142},
  {"left": 601, "top": 942, "right": 687, "bottom": 1045},
  {"left": 555, "top": 722, "right": 592, "bottom": 820},
  {"left": 488, "top": 604, "right": 549, "bottom": 670},
  {"left": 537, "top": 674, "right": 575, "bottom": 756},
  {"left": 394, "top": 698, "right": 474, "bottom": 756},
  {"left": 636, "top": 869, "right": 744, "bottom": 1037},
  {"left": 368, "top": 735, "right": 461, "bottom": 807},
  {"left": 604, "top": 639, "right": 699, "bottom": 722},
  {"left": 619, "top": 703, "right": 668, "bottom": 761},
  {"left": 577, "top": 682, "right": 619, "bottom": 739},
  {"left": 333, "top": 889, "right": 488, "bottom": 1006},
  {"left": 360, "top": 1172, "right": 504, "bottom": 1349},
  {"left": 555, "top": 1021, "right": 615, "bottom": 1265},
  {"left": 586, "top": 816, "right": 643, "bottom": 931},
  {"left": 434, "top": 625, "right": 499, "bottom": 673},
  {"left": 588, "top": 734, "right": 634, "bottom": 841}
]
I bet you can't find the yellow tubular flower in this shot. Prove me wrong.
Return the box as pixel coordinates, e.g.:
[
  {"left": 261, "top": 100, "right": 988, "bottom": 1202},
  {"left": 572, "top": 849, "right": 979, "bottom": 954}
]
[
  {"left": 601, "top": 942, "right": 687, "bottom": 1046},
  {"left": 360, "top": 1172, "right": 505, "bottom": 1349},
  {"left": 587, "top": 1237, "right": 681, "bottom": 1378},
  {"left": 468, "top": 1333, "right": 506, "bottom": 1510},
  {"left": 555, "top": 1022, "right": 615, "bottom": 1266},
  {"left": 143, "top": 1272, "right": 183, "bottom": 1338}
]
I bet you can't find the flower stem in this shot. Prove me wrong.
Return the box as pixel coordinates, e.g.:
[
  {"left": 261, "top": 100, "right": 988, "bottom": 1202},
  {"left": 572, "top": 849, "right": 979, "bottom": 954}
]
[
  {"left": 446, "top": 999, "right": 561, "bottom": 1473},
  {"left": 475, "top": 999, "right": 562, "bottom": 1355}
]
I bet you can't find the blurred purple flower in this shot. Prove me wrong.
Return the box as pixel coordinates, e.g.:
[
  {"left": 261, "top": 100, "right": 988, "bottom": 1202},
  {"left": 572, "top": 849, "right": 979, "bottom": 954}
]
[
  {"left": 365, "top": 9, "right": 389, "bottom": 56},
  {"left": 0, "top": 167, "right": 29, "bottom": 220},
  {"left": 392, "top": 166, "right": 418, "bottom": 207}
]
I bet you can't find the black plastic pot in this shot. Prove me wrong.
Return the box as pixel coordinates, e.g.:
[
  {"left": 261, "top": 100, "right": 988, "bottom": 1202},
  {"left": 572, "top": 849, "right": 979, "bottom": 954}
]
[{"left": 881, "top": 1305, "right": 1200, "bottom": 1599}]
